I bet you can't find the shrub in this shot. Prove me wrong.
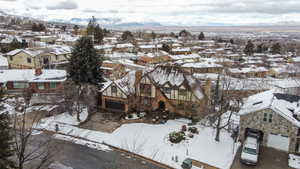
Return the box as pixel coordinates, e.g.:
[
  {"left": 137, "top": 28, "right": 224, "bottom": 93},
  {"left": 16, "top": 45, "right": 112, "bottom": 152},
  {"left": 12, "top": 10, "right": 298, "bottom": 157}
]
[
  {"left": 127, "top": 114, "right": 133, "bottom": 119},
  {"left": 188, "top": 133, "right": 194, "bottom": 138},
  {"left": 181, "top": 125, "right": 187, "bottom": 132},
  {"left": 191, "top": 117, "right": 200, "bottom": 124},
  {"left": 169, "top": 131, "right": 186, "bottom": 143},
  {"left": 188, "top": 127, "right": 198, "bottom": 134}
]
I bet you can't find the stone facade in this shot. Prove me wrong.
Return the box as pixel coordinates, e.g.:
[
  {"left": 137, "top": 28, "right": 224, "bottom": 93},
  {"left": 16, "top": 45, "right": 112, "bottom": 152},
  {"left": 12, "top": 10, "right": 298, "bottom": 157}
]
[{"left": 239, "top": 108, "right": 299, "bottom": 153}]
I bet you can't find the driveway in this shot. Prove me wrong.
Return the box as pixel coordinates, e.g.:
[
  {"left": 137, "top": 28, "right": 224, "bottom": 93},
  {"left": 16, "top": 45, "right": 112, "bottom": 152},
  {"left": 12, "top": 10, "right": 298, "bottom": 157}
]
[{"left": 231, "top": 147, "right": 292, "bottom": 169}]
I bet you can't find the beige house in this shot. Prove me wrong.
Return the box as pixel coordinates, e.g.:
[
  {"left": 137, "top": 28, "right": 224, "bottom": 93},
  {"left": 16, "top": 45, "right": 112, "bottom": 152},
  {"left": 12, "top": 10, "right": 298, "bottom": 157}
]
[
  {"left": 5, "top": 49, "right": 44, "bottom": 69},
  {"left": 239, "top": 90, "right": 300, "bottom": 153},
  {"left": 5, "top": 46, "right": 71, "bottom": 69}
]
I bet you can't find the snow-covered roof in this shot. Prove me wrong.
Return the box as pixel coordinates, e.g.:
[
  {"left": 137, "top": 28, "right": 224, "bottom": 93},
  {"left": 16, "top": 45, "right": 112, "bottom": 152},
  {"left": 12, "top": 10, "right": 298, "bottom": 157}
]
[
  {"left": 6, "top": 49, "right": 44, "bottom": 57},
  {"left": 171, "top": 47, "right": 191, "bottom": 52},
  {"left": 0, "top": 69, "right": 67, "bottom": 83},
  {"left": 239, "top": 90, "right": 300, "bottom": 127},
  {"left": 49, "top": 45, "right": 71, "bottom": 55},
  {"left": 147, "top": 66, "right": 204, "bottom": 100},
  {"left": 182, "top": 61, "right": 223, "bottom": 68},
  {"left": 229, "top": 66, "right": 268, "bottom": 74},
  {"left": 116, "top": 43, "right": 134, "bottom": 48}
]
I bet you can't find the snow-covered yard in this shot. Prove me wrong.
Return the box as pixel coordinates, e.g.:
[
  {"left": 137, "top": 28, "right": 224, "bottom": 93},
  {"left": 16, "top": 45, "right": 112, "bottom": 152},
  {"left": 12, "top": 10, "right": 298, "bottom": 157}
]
[
  {"left": 36, "top": 110, "right": 239, "bottom": 169},
  {"left": 289, "top": 154, "right": 300, "bottom": 169},
  {"left": 106, "top": 119, "right": 240, "bottom": 169}
]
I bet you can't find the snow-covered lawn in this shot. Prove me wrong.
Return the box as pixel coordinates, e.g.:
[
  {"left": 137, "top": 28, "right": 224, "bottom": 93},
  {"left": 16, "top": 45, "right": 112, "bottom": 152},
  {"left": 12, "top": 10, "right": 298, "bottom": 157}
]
[
  {"left": 289, "top": 154, "right": 300, "bottom": 169},
  {"left": 35, "top": 112, "right": 239, "bottom": 169},
  {"left": 106, "top": 119, "right": 240, "bottom": 169}
]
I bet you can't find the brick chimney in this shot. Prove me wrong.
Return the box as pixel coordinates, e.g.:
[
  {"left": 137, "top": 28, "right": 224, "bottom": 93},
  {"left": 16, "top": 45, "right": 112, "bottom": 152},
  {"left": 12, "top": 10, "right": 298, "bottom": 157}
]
[{"left": 35, "top": 68, "right": 43, "bottom": 76}]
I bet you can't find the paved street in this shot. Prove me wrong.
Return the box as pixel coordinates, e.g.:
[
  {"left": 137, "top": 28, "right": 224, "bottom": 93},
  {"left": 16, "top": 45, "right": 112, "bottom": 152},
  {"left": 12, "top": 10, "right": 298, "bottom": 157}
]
[
  {"left": 31, "top": 133, "right": 164, "bottom": 169},
  {"left": 231, "top": 147, "right": 292, "bottom": 169}
]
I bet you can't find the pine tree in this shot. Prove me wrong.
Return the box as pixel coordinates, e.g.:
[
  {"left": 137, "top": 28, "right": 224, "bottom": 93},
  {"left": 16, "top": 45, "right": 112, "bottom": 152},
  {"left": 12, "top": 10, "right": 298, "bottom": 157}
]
[
  {"left": 244, "top": 40, "right": 254, "bottom": 56},
  {"left": 151, "top": 31, "right": 156, "bottom": 40},
  {"left": 73, "top": 25, "right": 79, "bottom": 35},
  {"left": 86, "top": 16, "right": 97, "bottom": 36},
  {"left": 67, "top": 36, "right": 103, "bottom": 85},
  {"left": 94, "top": 24, "right": 104, "bottom": 44},
  {"left": 0, "top": 89, "right": 14, "bottom": 169},
  {"left": 121, "top": 31, "right": 134, "bottom": 41},
  {"left": 9, "top": 38, "right": 22, "bottom": 51},
  {"left": 198, "top": 32, "right": 205, "bottom": 40},
  {"left": 271, "top": 43, "right": 281, "bottom": 54},
  {"left": 161, "top": 43, "right": 171, "bottom": 53}
]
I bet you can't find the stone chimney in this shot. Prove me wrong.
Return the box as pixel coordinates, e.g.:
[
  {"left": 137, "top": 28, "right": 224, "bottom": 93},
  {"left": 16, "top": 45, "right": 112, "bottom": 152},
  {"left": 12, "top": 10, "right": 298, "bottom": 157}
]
[{"left": 35, "top": 68, "right": 43, "bottom": 76}]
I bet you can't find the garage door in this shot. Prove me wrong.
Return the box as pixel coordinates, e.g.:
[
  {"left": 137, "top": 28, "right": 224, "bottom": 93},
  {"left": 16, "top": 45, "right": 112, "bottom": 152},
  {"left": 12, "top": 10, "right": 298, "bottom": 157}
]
[
  {"left": 267, "top": 134, "right": 290, "bottom": 151},
  {"left": 105, "top": 99, "right": 125, "bottom": 111}
]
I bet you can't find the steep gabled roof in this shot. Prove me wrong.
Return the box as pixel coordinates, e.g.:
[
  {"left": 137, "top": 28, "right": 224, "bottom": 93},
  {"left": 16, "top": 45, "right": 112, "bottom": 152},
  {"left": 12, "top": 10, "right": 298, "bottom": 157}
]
[
  {"left": 239, "top": 90, "right": 300, "bottom": 127},
  {"left": 145, "top": 65, "right": 204, "bottom": 100}
]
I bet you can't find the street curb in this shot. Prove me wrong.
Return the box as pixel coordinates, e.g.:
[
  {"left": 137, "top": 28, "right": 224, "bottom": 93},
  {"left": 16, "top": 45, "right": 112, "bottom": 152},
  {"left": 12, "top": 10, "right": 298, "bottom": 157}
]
[
  {"left": 37, "top": 128, "right": 175, "bottom": 169},
  {"left": 102, "top": 142, "right": 176, "bottom": 169}
]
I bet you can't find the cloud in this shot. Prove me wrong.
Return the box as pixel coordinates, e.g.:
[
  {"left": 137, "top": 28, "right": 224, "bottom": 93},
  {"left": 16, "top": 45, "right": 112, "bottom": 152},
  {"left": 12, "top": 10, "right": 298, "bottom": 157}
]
[
  {"left": 2, "top": 0, "right": 300, "bottom": 26},
  {"left": 46, "top": 0, "right": 78, "bottom": 10}
]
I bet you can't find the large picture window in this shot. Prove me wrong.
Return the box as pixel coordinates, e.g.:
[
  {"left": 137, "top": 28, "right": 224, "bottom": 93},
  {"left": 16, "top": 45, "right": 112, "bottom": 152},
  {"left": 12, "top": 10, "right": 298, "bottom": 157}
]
[
  {"left": 13, "top": 82, "right": 28, "bottom": 89},
  {"left": 37, "top": 83, "right": 45, "bottom": 90},
  {"left": 49, "top": 82, "right": 57, "bottom": 89}
]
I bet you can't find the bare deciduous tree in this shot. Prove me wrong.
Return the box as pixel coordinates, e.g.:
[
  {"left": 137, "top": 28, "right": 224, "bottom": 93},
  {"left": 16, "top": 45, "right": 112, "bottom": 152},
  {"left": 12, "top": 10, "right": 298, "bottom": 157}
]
[{"left": 10, "top": 89, "right": 57, "bottom": 169}]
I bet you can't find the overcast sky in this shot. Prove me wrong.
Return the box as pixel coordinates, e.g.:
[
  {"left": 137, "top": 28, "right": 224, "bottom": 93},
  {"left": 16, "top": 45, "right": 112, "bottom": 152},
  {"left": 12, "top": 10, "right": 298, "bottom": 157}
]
[{"left": 1, "top": 0, "right": 300, "bottom": 26}]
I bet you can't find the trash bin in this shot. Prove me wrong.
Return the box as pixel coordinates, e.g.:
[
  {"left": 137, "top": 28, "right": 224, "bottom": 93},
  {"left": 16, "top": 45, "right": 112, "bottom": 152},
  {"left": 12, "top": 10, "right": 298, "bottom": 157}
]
[{"left": 181, "top": 158, "right": 192, "bottom": 169}]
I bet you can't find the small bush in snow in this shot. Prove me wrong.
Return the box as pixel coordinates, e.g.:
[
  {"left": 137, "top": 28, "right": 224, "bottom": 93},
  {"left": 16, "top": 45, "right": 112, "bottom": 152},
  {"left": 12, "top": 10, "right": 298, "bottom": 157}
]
[
  {"left": 169, "top": 131, "right": 186, "bottom": 143},
  {"left": 127, "top": 114, "right": 133, "bottom": 119},
  {"left": 181, "top": 125, "right": 187, "bottom": 132},
  {"left": 188, "top": 127, "right": 198, "bottom": 134},
  {"left": 188, "top": 133, "right": 194, "bottom": 138}
]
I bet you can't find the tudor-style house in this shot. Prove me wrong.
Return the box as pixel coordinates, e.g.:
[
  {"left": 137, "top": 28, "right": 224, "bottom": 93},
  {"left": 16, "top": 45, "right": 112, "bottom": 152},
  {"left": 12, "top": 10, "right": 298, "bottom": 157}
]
[
  {"left": 136, "top": 66, "right": 212, "bottom": 117},
  {"left": 100, "top": 71, "right": 136, "bottom": 113},
  {"left": 239, "top": 90, "right": 300, "bottom": 153},
  {"left": 99, "top": 66, "right": 212, "bottom": 118}
]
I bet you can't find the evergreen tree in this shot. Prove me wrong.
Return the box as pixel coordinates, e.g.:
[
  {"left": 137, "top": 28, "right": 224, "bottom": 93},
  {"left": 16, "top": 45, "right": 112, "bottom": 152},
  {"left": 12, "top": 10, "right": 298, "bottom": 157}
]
[
  {"left": 73, "top": 25, "right": 79, "bottom": 35},
  {"left": 244, "top": 40, "right": 254, "bottom": 56},
  {"left": 161, "top": 43, "right": 171, "bottom": 53},
  {"left": 9, "top": 38, "right": 22, "bottom": 51},
  {"left": 256, "top": 43, "right": 265, "bottom": 53},
  {"left": 179, "top": 29, "right": 191, "bottom": 37},
  {"left": 151, "top": 31, "right": 156, "bottom": 40},
  {"left": 121, "top": 31, "right": 134, "bottom": 41},
  {"left": 271, "top": 43, "right": 281, "bottom": 54},
  {"left": 67, "top": 36, "right": 103, "bottom": 85},
  {"left": 86, "top": 16, "right": 97, "bottom": 36},
  {"left": 0, "top": 89, "right": 14, "bottom": 169},
  {"left": 94, "top": 24, "right": 104, "bottom": 44},
  {"left": 230, "top": 39, "right": 234, "bottom": 44},
  {"left": 198, "top": 32, "right": 205, "bottom": 40}
]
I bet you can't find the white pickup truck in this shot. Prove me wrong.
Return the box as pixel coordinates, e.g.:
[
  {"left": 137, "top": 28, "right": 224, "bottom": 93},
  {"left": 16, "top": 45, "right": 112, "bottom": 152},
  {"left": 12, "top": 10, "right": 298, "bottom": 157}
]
[{"left": 240, "top": 136, "right": 260, "bottom": 165}]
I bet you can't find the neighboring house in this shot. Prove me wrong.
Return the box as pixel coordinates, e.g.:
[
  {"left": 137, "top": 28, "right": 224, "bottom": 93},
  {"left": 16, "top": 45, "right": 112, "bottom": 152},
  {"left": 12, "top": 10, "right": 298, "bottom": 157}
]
[
  {"left": 100, "top": 71, "right": 136, "bottom": 113},
  {"left": 5, "top": 49, "right": 44, "bottom": 69},
  {"left": 5, "top": 46, "right": 71, "bottom": 69},
  {"left": 0, "top": 54, "right": 8, "bottom": 69},
  {"left": 228, "top": 66, "right": 268, "bottom": 78},
  {"left": 239, "top": 90, "right": 300, "bottom": 153},
  {"left": 0, "top": 69, "right": 66, "bottom": 94}
]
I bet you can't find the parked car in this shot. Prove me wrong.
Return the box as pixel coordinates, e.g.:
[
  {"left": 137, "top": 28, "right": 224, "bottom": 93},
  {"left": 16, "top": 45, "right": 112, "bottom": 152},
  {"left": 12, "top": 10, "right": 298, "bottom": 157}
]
[{"left": 240, "top": 136, "right": 260, "bottom": 165}]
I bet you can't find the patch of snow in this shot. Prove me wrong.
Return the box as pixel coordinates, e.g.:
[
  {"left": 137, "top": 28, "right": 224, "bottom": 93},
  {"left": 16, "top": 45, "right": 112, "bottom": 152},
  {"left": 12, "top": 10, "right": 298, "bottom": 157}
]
[{"left": 289, "top": 154, "right": 300, "bottom": 169}]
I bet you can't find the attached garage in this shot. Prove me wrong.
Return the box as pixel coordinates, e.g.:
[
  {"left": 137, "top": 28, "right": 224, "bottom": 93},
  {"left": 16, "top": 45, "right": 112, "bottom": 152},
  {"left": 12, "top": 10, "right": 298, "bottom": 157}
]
[
  {"left": 267, "top": 134, "right": 290, "bottom": 152},
  {"left": 105, "top": 99, "right": 125, "bottom": 111}
]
